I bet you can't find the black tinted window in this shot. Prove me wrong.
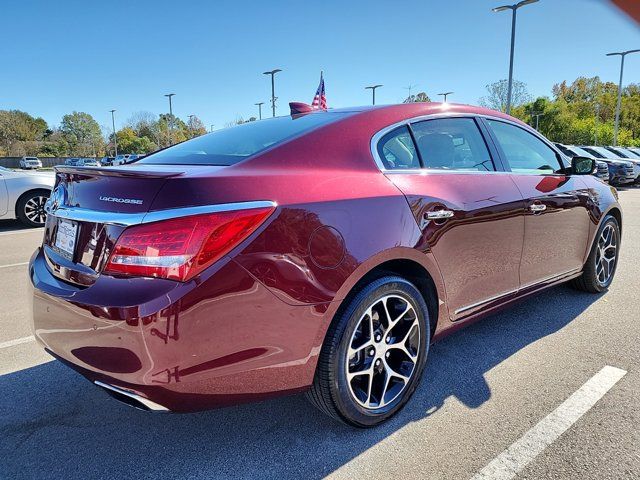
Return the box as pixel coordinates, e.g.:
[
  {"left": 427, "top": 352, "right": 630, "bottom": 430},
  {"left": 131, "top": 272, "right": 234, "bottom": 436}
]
[
  {"left": 138, "top": 112, "right": 349, "bottom": 165},
  {"left": 377, "top": 126, "right": 420, "bottom": 170},
  {"left": 412, "top": 118, "right": 495, "bottom": 171},
  {"left": 488, "top": 120, "right": 562, "bottom": 174}
]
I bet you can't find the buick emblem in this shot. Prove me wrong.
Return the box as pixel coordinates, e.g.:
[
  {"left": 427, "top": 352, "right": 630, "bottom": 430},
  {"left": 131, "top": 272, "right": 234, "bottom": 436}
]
[{"left": 45, "top": 185, "right": 66, "bottom": 214}]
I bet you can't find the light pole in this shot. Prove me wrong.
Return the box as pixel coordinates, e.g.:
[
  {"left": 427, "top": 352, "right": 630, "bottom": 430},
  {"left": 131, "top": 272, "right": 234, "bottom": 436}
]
[
  {"left": 210, "top": 124, "right": 215, "bottom": 132},
  {"left": 188, "top": 115, "right": 195, "bottom": 137},
  {"left": 263, "top": 69, "right": 282, "bottom": 117},
  {"left": 404, "top": 84, "right": 418, "bottom": 102},
  {"left": 365, "top": 84, "right": 383, "bottom": 105},
  {"left": 492, "top": 0, "right": 539, "bottom": 115},
  {"left": 595, "top": 104, "right": 600, "bottom": 146},
  {"left": 533, "top": 112, "right": 544, "bottom": 130},
  {"left": 164, "top": 93, "right": 175, "bottom": 145},
  {"left": 109, "top": 109, "right": 117, "bottom": 157},
  {"left": 255, "top": 102, "right": 265, "bottom": 120},
  {"left": 438, "top": 91, "right": 454, "bottom": 103},
  {"left": 607, "top": 49, "right": 640, "bottom": 146}
]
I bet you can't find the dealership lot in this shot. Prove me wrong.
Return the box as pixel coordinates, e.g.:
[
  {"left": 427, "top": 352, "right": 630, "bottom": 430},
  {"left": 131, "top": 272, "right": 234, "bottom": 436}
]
[{"left": 0, "top": 189, "right": 638, "bottom": 480}]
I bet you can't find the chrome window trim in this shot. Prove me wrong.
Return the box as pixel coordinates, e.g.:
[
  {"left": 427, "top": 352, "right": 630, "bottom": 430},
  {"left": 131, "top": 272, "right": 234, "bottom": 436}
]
[
  {"left": 370, "top": 112, "right": 565, "bottom": 174},
  {"left": 50, "top": 200, "right": 277, "bottom": 227}
]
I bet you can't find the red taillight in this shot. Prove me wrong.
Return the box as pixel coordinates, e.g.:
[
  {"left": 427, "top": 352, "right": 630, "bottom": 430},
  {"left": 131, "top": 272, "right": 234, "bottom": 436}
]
[{"left": 104, "top": 207, "right": 274, "bottom": 281}]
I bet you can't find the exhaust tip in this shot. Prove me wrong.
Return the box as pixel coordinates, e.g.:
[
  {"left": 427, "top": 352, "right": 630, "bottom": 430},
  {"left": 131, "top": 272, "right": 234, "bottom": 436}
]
[{"left": 94, "top": 381, "right": 169, "bottom": 412}]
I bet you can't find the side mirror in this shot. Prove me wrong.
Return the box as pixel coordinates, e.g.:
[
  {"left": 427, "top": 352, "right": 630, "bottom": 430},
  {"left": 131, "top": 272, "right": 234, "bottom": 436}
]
[{"left": 571, "top": 156, "right": 596, "bottom": 175}]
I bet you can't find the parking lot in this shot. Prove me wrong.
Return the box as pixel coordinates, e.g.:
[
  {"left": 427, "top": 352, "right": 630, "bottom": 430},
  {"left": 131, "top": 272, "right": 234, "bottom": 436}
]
[{"left": 0, "top": 188, "right": 638, "bottom": 480}]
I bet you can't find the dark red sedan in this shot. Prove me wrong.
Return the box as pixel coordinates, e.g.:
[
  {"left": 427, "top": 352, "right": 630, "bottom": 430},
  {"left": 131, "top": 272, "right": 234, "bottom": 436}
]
[{"left": 29, "top": 103, "right": 621, "bottom": 426}]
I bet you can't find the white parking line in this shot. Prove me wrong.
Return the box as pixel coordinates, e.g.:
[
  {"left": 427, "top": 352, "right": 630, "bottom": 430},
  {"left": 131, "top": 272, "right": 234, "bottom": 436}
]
[
  {"left": 0, "top": 335, "right": 35, "bottom": 350},
  {"left": 471, "top": 365, "right": 627, "bottom": 480},
  {"left": 0, "top": 261, "right": 29, "bottom": 269}
]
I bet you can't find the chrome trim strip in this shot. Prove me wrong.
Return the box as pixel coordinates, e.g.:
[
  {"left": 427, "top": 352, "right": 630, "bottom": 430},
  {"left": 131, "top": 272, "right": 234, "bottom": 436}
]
[
  {"left": 50, "top": 200, "right": 278, "bottom": 227},
  {"left": 454, "top": 268, "right": 582, "bottom": 316},
  {"left": 94, "top": 381, "right": 170, "bottom": 412},
  {"left": 454, "top": 289, "right": 517, "bottom": 316}
]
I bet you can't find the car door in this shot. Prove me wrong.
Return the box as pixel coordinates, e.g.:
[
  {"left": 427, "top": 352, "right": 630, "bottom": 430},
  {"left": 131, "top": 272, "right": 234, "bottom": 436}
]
[
  {"left": 377, "top": 116, "right": 525, "bottom": 320},
  {"left": 483, "top": 118, "right": 592, "bottom": 288},
  {"left": 0, "top": 169, "right": 9, "bottom": 216}
]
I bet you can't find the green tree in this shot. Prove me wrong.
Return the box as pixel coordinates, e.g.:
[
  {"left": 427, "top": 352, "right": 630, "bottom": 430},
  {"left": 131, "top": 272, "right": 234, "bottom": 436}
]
[
  {"left": 479, "top": 79, "right": 531, "bottom": 112},
  {"left": 115, "top": 127, "right": 156, "bottom": 154},
  {"left": 60, "top": 111, "right": 104, "bottom": 156},
  {"left": 403, "top": 92, "right": 431, "bottom": 103}
]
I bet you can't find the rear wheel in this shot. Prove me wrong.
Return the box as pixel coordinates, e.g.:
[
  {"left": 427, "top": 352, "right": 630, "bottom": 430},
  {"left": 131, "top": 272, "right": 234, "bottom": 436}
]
[
  {"left": 16, "top": 190, "right": 50, "bottom": 227},
  {"left": 307, "top": 276, "right": 430, "bottom": 427},
  {"left": 572, "top": 215, "right": 620, "bottom": 293}
]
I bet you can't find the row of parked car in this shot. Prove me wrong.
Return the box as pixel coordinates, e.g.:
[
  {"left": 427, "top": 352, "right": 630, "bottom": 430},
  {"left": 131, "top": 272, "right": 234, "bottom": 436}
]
[
  {"left": 18, "top": 154, "right": 146, "bottom": 170},
  {"left": 555, "top": 144, "right": 640, "bottom": 186}
]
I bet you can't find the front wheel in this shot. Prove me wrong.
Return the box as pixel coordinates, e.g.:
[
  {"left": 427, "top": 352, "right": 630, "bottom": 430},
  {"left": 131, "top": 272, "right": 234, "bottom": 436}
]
[
  {"left": 572, "top": 215, "right": 620, "bottom": 293},
  {"left": 307, "top": 276, "right": 430, "bottom": 427}
]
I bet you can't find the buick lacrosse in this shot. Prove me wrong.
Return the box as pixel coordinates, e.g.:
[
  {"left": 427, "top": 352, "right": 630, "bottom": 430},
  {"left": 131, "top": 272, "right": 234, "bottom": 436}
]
[{"left": 29, "top": 103, "right": 621, "bottom": 426}]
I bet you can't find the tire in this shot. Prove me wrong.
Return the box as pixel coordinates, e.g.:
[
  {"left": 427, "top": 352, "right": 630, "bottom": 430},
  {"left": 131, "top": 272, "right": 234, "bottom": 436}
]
[
  {"left": 16, "top": 189, "right": 50, "bottom": 227},
  {"left": 571, "top": 215, "right": 620, "bottom": 293},
  {"left": 307, "top": 276, "right": 431, "bottom": 427}
]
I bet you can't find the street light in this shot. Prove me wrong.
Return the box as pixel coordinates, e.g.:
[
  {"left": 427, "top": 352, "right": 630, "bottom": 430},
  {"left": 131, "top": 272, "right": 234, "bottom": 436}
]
[
  {"left": 164, "top": 93, "right": 176, "bottom": 145},
  {"left": 532, "top": 112, "right": 544, "bottom": 130},
  {"left": 188, "top": 114, "right": 195, "bottom": 136},
  {"left": 365, "top": 84, "right": 383, "bottom": 105},
  {"left": 606, "top": 49, "right": 640, "bottom": 146},
  {"left": 255, "top": 102, "right": 265, "bottom": 120},
  {"left": 438, "top": 91, "right": 454, "bottom": 103},
  {"left": 210, "top": 124, "right": 215, "bottom": 132},
  {"left": 263, "top": 69, "right": 282, "bottom": 117},
  {"left": 109, "top": 109, "right": 117, "bottom": 157},
  {"left": 492, "top": 0, "right": 539, "bottom": 115}
]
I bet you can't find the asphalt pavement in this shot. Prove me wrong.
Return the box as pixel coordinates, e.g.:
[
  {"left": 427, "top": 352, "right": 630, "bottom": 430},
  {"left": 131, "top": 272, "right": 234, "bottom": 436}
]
[{"left": 0, "top": 188, "right": 639, "bottom": 480}]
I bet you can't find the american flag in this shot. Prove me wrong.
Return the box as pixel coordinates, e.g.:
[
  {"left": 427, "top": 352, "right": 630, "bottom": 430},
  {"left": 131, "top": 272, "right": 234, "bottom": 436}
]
[{"left": 311, "top": 72, "right": 327, "bottom": 110}]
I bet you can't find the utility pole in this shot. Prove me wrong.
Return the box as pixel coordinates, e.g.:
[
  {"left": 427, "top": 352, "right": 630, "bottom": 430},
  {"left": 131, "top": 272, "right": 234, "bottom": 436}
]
[
  {"left": 365, "top": 84, "right": 383, "bottom": 105},
  {"left": 164, "top": 93, "right": 176, "bottom": 145},
  {"left": 188, "top": 114, "right": 195, "bottom": 136},
  {"left": 492, "top": 0, "right": 539, "bottom": 114},
  {"left": 263, "top": 69, "right": 282, "bottom": 117},
  {"left": 404, "top": 83, "right": 418, "bottom": 102},
  {"left": 255, "top": 102, "right": 265, "bottom": 120},
  {"left": 606, "top": 49, "right": 640, "bottom": 146},
  {"left": 109, "top": 109, "right": 117, "bottom": 157}
]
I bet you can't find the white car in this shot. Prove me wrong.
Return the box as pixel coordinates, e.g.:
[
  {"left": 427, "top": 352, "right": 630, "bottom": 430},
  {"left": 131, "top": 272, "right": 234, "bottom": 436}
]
[
  {"left": 19, "top": 156, "right": 42, "bottom": 170},
  {"left": 112, "top": 154, "right": 130, "bottom": 166},
  {"left": 0, "top": 166, "right": 54, "bottom": 227}
]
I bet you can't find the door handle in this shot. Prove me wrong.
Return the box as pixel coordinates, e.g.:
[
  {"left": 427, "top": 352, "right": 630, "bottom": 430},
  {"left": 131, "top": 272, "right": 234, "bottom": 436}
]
[
  {"left": 425, "top": 210, "right": 454, "bottom": 220},
  {"left": 529, "top": 204, "right": 547, "bottom": 213}
]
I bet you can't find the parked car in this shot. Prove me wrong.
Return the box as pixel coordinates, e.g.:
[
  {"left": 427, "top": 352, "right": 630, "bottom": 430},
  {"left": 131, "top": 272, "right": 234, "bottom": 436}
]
[
  {"left": 78, "top": 158, "right": 100, "bottom": 167},
  {"left": 554, "top": 144, "right": 609, "bottom": 182},
  {"left": 30, "top": 103, "right": 622, "bottom": 426},
  {"left": 581, "top": 145, "right": 640, "bottom": 183},
  {"left": 125, "top": 154, "right": 145, "bottom": 163},
  {"left": 606, "top": 146, "right": 640, "bottom": 160},
  {"left": 19, "top": 156, "right": 42, "bottom": 170},
  {"left": 112, "top": 154, "right": 130, "bottom": 166},
  {"left": 0, "top": 165, "right": 53, "bottom": 226},
  {"left": 64, "top": 158, "right": 82, "bottom": 166},
  {"left": 101, "top": 157, "right": 115, "bottom": 166},
  {"left": 556, "top": 144, "right": 632, "bottom": 185}
]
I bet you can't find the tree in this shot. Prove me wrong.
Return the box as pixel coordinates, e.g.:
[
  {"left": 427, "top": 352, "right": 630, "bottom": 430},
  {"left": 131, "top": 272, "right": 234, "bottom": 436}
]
[
  {"left": 186, "top": 115, "right": 207, "bottom": 138},
  {"left": 479, "top": 79, "right": 531, "bottom": 112},
  {"left": 115, "top": 127, "right": 156, "bottom": 154},
  {"left": 403, "top": 92, "right": 431, "bottom": 103},
  {"left": 60, "top": 111, "right": 104, "bottom": 156}
]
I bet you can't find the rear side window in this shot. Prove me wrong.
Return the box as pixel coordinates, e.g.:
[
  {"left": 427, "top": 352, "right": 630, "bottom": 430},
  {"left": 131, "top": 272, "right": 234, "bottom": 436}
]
[
  {"left": 412, "top": 118, "right": 495, "bottom": 171},
  {"left": 138, "top": 112, "right": 350, "bottom": 166},
  {"left": 579, "top": 147, "right": 604, "bottom": 159},
  {"left": 377, "top": 126, "right": 420, "bottom": 170},
  {"left": 487, "top": 120, "right": 562, "bottom": 174}
]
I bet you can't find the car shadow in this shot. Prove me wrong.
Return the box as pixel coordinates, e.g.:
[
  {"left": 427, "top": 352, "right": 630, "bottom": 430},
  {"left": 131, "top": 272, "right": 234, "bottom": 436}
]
[
  {"left": 0, "top": 284, "right": 601, "bottom": 479},
  {"left": 0, "top": 219, "right": 42, "bottom": 233}
]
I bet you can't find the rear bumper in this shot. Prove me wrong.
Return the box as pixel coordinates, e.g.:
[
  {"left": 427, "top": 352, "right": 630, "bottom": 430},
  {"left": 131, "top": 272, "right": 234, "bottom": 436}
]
[{"left": 29, "top": 248, "right": 325, "bottom": 412}]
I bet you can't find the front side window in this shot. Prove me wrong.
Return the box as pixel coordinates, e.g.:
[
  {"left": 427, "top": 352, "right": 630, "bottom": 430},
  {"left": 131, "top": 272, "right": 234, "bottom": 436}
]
[
  {"left": 411, "top": 118, "right": 495, "bottom": 171},
  {"left": 487, "top": 120, "right": 562, "bottom": 174},
  {"left": 377, "top": 126, "right": 420, "bottom": 170}
]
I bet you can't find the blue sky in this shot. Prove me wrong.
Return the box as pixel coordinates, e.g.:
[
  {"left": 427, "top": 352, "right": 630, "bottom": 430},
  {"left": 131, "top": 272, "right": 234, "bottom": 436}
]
[{"left": 1, "top": 0, "right": 638, "bottom": 132}]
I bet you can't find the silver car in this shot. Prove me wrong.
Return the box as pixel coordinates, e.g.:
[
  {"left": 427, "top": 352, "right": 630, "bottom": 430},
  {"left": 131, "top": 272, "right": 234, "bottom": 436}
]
[
  {"left": 0, "top": 166, "right": 54, "bottom": 227},
  {"left": 19, "top": 156, "right": 42, "bottom": 170}
]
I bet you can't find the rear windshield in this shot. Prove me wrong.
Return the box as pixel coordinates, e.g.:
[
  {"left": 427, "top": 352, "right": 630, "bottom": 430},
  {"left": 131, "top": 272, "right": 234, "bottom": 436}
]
[{"left": 138, "top": 112, "right": 349, "bottom": 166}]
